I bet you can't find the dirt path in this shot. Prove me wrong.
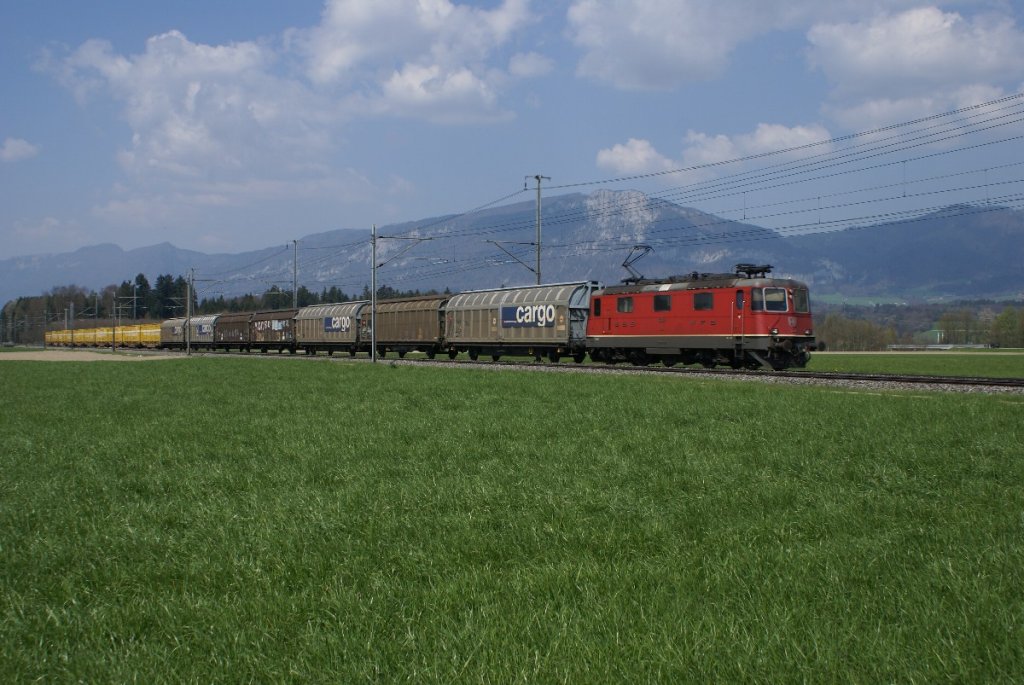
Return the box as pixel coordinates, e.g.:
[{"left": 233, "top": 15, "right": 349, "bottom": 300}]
[{"left": 0, "top": 349, "right": 176, "bottom": 362}]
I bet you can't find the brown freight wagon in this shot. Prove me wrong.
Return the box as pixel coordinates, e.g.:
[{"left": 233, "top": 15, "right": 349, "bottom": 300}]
[
  {"left": 444, "top": 282, "right": 598, "bottom": 362},
  {"left": 359, "top": 295, "right": 448, "bottom": 358},
  {"left": 293, "top": 301, "right": 368, "bottom": 356},
  {"left": 249, "top": 309, "right": 299, "bottom": 353},
  {"left": 214, "top": 312, "right": 252, "bottom": 352}
]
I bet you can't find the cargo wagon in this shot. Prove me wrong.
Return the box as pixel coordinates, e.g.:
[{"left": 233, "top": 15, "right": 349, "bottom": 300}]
[{"left": 444, "top": 282, "right": 598, "bottom": 362}]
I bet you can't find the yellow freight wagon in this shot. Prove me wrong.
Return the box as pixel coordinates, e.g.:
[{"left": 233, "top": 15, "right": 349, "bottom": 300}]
[
  {"left": 95, "top": 327, "right": 113, "bottom": 347},
  {"left": 140, "top": 323, "right": 161, "bottom": 347}
]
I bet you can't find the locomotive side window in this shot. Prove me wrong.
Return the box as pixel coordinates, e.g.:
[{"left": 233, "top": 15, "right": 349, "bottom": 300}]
[
  {"left": 735, "top": 290, "right": 744, "bottom": 310},
  {"left": 751, "top": 288, "right": 763, "bottom": 311},
  {"left": 653, "top": 294, "right": 671, "bottom": 312},
  {"left": 764, "top": 287, "right": 787, "bottom": 312},
  {"left": 617, "top": 296, "right": 633, "bottom": 313},
  {"left": 593, "top": 298, "right": 602, "bottom": 316},
  {"left": 793, "top": 288, "right": 810, "bottom": 313},
  {"left": 693, "top": 292, "right": 713, "bottom": 311}
]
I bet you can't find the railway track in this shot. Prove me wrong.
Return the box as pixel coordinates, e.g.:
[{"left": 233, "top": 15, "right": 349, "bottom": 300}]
[
  {"left": 86, "top": 347, "right": 1024, "bottom": 393},
  {"left": 390, "top": 356, "right": 1024, "bottom": 393}
]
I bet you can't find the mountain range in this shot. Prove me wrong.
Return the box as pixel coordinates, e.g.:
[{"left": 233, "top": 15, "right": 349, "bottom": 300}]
[{"left": 3, "top": 190, "right": 1022, "bottom": 307}]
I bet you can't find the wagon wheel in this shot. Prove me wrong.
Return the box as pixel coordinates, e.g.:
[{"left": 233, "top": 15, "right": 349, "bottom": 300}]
[
  {"left": 548, "top": 350, "right": 560, "bottom": 363},
  {"left": 469, "top": 348, "right": 479, "bottom": 361},
  {"left": 572, "top": 351, "right": 586, "bottom": 364},
  {"left": 491, "top": 354, "right": 501, "bottom": 362},
  {"left": 426, "top": 349, "right": 436, "bottom": 360},
  {"left": 398, "top": 350, "right": 407, "bottom": 359},
  {"left": 448, "top": 349, "right": 458, "bottom": 360}
]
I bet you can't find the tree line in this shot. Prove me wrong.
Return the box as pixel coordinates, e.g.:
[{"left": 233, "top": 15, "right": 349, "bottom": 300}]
[
  {"left": 1, "top": 274, "right": 438, "bottom": 345},
  {"left": 816, "top": 304, "right": 1024, "bottom": 350},
  {"left": 3, "top": 276, "right": 1021, "bottom": 348}
]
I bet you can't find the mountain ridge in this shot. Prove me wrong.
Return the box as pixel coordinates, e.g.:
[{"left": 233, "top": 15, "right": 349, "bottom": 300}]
[{"left": 3, "top": 191, "right": 1022, "bottom": 306}]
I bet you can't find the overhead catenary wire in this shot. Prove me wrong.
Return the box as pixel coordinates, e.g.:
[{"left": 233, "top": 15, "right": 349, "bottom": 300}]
[{"left": 192, "top": 92, "right": 1024, "bottom": 298}]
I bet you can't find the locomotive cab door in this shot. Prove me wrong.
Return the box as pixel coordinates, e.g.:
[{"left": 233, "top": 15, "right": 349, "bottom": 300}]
[{"left": 733, "top": 289, "right": 745, "bottom": 341}]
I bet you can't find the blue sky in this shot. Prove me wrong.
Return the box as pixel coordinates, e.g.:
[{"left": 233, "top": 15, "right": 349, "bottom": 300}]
[{"left": 2, "top": 0, "right": 1024, "bottom": 262}]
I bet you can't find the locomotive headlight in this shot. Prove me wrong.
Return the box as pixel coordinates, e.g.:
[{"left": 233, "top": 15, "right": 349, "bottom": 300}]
[
  {"left": 770, "top": 327, "right": 779, "bottom": 336},
  {"left": 805, "top": 329, "right": 812, "bottom": 336}
]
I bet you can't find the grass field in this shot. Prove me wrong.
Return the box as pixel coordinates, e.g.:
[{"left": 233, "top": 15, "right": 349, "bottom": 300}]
[
  {"left": 807, "top": 351, "right": 1024, "bottom": 378},
  {"left": 1, "top": 357, "right": 1022, "bottom": 682}
]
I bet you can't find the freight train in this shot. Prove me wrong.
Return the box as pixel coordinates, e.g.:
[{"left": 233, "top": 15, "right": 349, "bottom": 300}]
[{"left": 45, "top": 264, "right": 815, "bottom": 370}]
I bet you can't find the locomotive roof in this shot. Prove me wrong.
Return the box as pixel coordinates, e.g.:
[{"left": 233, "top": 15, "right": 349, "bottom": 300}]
[{"left": 596, "top": 273, "right": 809, "bottom": 295}]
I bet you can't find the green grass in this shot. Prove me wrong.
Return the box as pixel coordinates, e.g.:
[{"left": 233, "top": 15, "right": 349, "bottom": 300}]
[
  {"left": 808, "top": 351, "right": 1024, "bottom": 378},
  {"left": 1, "top": 358, "right": 1022, "bottom": 682}
]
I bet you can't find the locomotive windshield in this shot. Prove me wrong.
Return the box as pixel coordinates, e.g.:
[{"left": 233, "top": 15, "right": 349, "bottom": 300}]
[
  {"left": 793, "top": 288, "right": 810, "bottom": 313},
  {"left": 751, "top": 287, "right": 788, "bottom": 312}
]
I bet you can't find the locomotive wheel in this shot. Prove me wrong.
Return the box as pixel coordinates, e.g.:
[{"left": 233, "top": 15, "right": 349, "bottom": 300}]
[
  {"left": 662, "top": 355, "right": 678, "bottom": 368},
  {"left": 628, "top": 350, "right": 650, "bottom": 366}
]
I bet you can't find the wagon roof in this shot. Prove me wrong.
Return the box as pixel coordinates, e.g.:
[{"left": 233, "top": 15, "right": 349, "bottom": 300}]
[
  {"left": 295, "top": 301, "right": 368, "bottom": 319},
  {"left": 447, "top": 281, "right": 599, "bottom": 308},
  {"left": 375, "top": 294, "right": 449, "bottom": 304},
  {"left": 215, "top": 312, "right": 253, "bottom": 324},
  {"left": 371, "top": 296, "right": 448, "bottom": 314},
  {"left": 251, "top": 308, "right": 299, "bottom": 321}
]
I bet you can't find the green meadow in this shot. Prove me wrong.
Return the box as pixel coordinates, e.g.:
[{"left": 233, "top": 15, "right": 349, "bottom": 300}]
[
  {"left": 1, "top": 358, "right": 1022, "bottom": 682},
  {"left": 806, "top": 350, "right": 1024, "bottom": 378}
]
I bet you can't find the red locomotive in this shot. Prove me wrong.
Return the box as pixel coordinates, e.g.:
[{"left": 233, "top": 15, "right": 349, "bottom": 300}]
[{"left": 586, "top": 264, "right": 814, "bottom": 370}]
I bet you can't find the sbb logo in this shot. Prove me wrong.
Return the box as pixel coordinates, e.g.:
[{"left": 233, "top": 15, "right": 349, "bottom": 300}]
[
  {"left": 324, "top": 316, "right": 351, "bottom": 333},
  {"left": 501, "top": 304, "right": 557, "bottom": 328}
]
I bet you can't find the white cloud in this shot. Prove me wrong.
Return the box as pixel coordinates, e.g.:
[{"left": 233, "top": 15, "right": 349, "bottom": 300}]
[
  {"left": 59, "top": 30, "right": 331, "bottom": 180},
  {"left": 565, "top": 0, "right": 922, "bottom": 90},
  {"left": 808, "top": 7, "right": 1024, "bottom": 127},
  {"left": 1, "top": 138, "right": 39, "bottom": 162},
  {"left": 38, "top": 2, "right": 552, "bottom": 256},
  {"left": 596, "top": 138, "right": 675, "bottom": 174},
  {"left": 682, "top": 123, "right": 833, "bottom": 166},
  {"left": 508, "top": 52, "right": 553, "bottom": 79},
  {"left": 13, "top": 216, "right": 83, "bottom": 254},
  {"left": 596, "top": 124, "right": 832, "bottom": 176},
  {"left": 567, "top": 0, "right": 759, "bottom": 89},
  {"left": 809, "top": 7, "right": 1024, "bottom": 98},
  {"left": 296, "top": 0, "right": 535, "bottom": 120},
  {"left": 49, "top": 1, "right": 546, "bottom": 187}
]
